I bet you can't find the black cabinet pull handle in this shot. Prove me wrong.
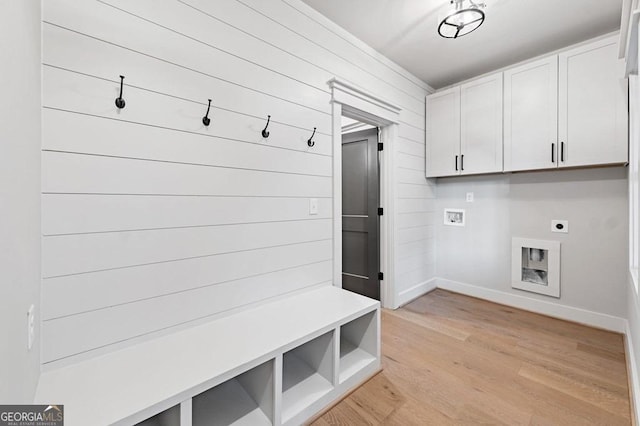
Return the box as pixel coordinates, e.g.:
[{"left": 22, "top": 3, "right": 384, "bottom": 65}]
[
  {"left": 561, "top": 142, "right": 565, "bottom": 162},
  {"left": 551, "top": 143, "right": 555, "bottom": 163},
  {"left": 461, "top": 154, "right": 464, "bottom": 171},
  {"left": 455, "top": 155, "right": 458, "bottom": 171}
]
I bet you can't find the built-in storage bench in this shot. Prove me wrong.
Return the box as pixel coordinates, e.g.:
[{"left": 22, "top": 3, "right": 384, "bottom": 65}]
[{"left": 34, "top": 286, "right": 380, "bottom": 426}]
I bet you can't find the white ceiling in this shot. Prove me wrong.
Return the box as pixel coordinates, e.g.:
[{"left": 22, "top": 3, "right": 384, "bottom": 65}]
[{"left": 300, "top": 0, "right": 623, "bottom": 89}]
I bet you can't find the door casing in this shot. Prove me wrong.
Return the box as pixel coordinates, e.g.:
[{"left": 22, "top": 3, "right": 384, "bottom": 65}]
[{"left": 329, "top": 79, "right": 401, "bottom": 309}]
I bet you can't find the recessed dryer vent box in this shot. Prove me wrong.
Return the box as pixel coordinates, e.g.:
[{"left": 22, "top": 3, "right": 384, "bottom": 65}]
[{"left": 511, "top": 238, "right": 560, "bottom": 298}]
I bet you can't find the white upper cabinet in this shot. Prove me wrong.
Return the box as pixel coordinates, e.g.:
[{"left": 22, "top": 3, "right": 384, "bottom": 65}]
[
  {"left": 427, "top": 34, "right": 628, "bottom": 178},
  {"left": 426, "top": 86, "right": 460, "bottom": 177},
  {"left": 504, "top": 56, "right": 559, "bottom": 172},
  {"left": 558, "top": 37, "right": 628, "bottom": 167},
  {"left": 426, "top": 73, "right": 502, "bottom": 177},
  {"left": 460, "top": 73, "right": 503, "bottom": 175}
]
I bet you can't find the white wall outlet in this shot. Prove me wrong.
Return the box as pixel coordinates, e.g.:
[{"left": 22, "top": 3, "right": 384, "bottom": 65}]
[
  {"left": 309, "top": 198, "right": 318, "bottom": 215},
  {"left": 27, "top": 304, "right": 35, "bottom": 350},
  {"left": 466, "top": 192, "right": 474, "bottom": 202},
  {"left": 551, "top": 220, "right": 569, "bottom": 233}
]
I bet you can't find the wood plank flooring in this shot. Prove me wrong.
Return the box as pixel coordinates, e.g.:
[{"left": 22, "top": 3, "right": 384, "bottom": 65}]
[{"left": 312, "top": 289, "right": 632, "bottom": 425}]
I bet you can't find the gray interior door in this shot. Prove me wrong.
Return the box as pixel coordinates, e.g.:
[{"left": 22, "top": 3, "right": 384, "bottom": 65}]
[{"left": 341, "top": 128, "right": 380, "bottom": 300}]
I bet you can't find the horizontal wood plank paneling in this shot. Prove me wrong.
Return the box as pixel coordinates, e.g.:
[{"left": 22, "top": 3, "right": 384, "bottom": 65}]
[
  {"left": 43, "top": 23, "right": 331, "bottom": 134},
  {"left": 397, "top": 263, "right": 436, "bottom": 290},
  {"left": 41, "top": 0, "right": 434, "bottom": 363},
  {"left": 43, "top": 219, "right": 331, "bottom": 278},
  {"left": 43, "top": 151, "right": 331, "bottom": 197},
  {"left": 397, "top": 239, "right": 435, "bottom": 259},
  {"left": 397, "top": 138, "right": 426, "bottom": 158},
  {"left": 397, "top": 212, "right": 436, "bottom": 230},
  {"left": 174, "top": 0, "right": 426, "bottom": 120},
  {"left": 43, "top": 109, "right": 331, "bottom": 177},
  {"left": 43, "top": 0, "right": 331, "bottom": 113},
  {"left": 398, "top": 183, "right": 436, "bottom": 199},
  {"left": 398, "top": 123, "right": 426, "bottom": 143},
  {"left": 42, "top": 260, "right": 332, "bottom": 362},
  {"left": 104, "top": 0, "right": 334, "bottom": 96},
  {"left": 397, "top": 153, "right": 425, "bottom": 171},
  {"left": 397, "top": 198, "right": 434, "bottom": 214},
  {"left": 397, "top": 251, "right": 436, "bottom": 276},
  {"left": 43, "top": 194, "right": 331, "bottom": 235},
  {"left": 397, "top": 167, "right": 430, "bottom": 185},
  {"left": 43, "top": 239, "right": 332, "bottom": 320},
  {"left": 43, "top": 66, "right": 331, "bottom": 156},
  {"left": 398, "top": 226, "right": 434, "bottom": 245}
]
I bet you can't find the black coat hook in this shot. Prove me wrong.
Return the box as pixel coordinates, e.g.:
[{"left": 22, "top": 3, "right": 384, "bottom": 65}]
[
  {"left": 115, "top": 75, "right": 126, "bottom": 109},
  {"left": 307, "top": 127, "right": 316, "bottom": 147},
  {"left": 202, "top": 99, "right": 212, "bottom": 126},
  {"left": 262, "top": 115, "right": 271, "bottom": 138}
]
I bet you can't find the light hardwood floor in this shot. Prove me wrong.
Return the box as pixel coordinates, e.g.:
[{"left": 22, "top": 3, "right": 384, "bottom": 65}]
[{"left": 312, "top": 289, "right": 632, "bottom": 425}]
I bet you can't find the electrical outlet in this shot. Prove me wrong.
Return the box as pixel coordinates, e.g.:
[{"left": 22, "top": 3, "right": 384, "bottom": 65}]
[
  {"left": 466, "top": 192, "right": 474, "bottom": 202},
  {"left": 309, "top": 198, "right": 318, "bottom": 215},
  {"left": 551, "top": 220, "right": 569, "bottom": 233},
  {"left": 27, "top": 305, "right": 35, "bottom": 351}
]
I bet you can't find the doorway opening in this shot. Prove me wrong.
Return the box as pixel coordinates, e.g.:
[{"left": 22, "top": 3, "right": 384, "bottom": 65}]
[
  {"left": 341, "top": 118, "right": 381, "bottom": 300},
  {"left": 329, "top": 78, "right": 401, "bottom": 309}
]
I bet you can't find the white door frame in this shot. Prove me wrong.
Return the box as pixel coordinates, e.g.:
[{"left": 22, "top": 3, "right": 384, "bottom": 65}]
[{"left": 329, "top": 79, "right": 401, "bottom": 309}]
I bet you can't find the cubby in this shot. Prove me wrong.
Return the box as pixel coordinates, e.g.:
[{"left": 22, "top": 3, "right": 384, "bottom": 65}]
[
  {"left": 339, "top": 311, "right": 378, "bottom": 383},
  {"left": 281, "top": 331, "right": 334, "bottom": 423},
  {"left": 136, "top": 405, "right": 181, "bottom": 426},
  {"left": 192, "top": 360, "right": 274, "bottom": 426}
]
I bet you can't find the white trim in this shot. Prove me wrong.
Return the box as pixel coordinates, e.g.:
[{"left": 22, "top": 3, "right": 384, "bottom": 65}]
[
  {"left": 625, "top": 320, "right": 640, "bottom": 425},
  {"left": 332, "top": 102, "right": 343, "bottom": 288},
  {"left": 396, "top": 278, "right": 438, "bottom": 307},
  {"left": 329, "top": 79, "right": 401, "bottom": 125},
  {"left": 627, "top": 11, "right": 640, "bottom": 77},
  {"left": 380, "top": 125, "right": 397, "bottom": 309},
  {"left": 621, "top": 0, "right": 635, "bottom": 59},
  {"left": 330, "top": 79, "right": 401, "bottom": 309},
  {"left": 341, "top": 121, "right": 375, "bottom": 134},
  {"left": 435, "top": 278, "right": 626, "bottom": 332}
]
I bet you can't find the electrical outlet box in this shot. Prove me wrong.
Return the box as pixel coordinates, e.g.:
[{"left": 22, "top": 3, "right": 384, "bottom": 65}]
[
  {"left": 309, "top": 198, "right": 318, "bottom": 215},
  {"left": 551, "top": 220, "right": 569, "bottom": 233},
  {"left": 466, "top": 192, "right": 474, "bottom": 202},
  {"left": 27, "top": 305, "right": 35, "bottom": 350}
]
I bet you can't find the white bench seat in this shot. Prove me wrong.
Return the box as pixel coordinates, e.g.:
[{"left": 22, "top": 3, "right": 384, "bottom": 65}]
[{"left": 35, "top": 286, "right": 380, "bottom": 426}]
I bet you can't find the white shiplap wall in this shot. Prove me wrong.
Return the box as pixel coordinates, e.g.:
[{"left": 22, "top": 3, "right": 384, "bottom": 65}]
[{"left": 41, "top": 0, "right": 435, "bottom": 365}]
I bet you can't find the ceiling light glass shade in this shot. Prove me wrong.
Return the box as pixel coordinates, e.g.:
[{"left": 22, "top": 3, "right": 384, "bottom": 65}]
[{"left": 438, "top": 0, "right": 486, "bottom": 39}]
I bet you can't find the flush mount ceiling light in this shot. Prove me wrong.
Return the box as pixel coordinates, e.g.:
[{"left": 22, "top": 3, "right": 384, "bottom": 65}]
[{"left": 438, "top": 0, "right": 486, "bottom": 39}]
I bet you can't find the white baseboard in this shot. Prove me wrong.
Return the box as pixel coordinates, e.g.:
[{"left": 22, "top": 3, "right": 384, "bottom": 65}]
[
  {"left": 435, "top": 278, "right": 626, "bottom": 333},
  {"left": 625, "top": 320, "right": 640, "bottom": 425},
  {"left": 396, "top": 278, "right": 437, "bottom": 308}
]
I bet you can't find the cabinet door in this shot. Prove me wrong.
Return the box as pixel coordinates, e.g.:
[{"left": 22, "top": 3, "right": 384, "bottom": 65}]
[
  {"left": 504, "top": 57, "right": 558, "bottom": 171},
  {"left": 426, "top": 87, "right": 460, "bottom": 178},
  {"left": 460, "top": 73, "right": 503, "bottom": 175},
  {"left": 558, "top": 37, "right": 628, "bottom": 167}
]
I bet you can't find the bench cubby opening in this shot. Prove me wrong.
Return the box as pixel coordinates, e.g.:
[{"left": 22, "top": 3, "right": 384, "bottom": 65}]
[
  {"left": 136, "top": 404, "right": 181, "bottom": 426},
  {"left": 281, "top": 331, "right": 335, "bottom": 423},
  {"left": 192, "top": 360, "right": 274, "bottom": 426},
  {"left": 339, "top": 310, "right": 378, "bottom": 383}
]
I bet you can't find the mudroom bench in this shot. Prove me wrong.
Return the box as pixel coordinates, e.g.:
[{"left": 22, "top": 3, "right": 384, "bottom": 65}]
[{"left": 35, "top": 286, "right": 380, "bottom": 426}]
